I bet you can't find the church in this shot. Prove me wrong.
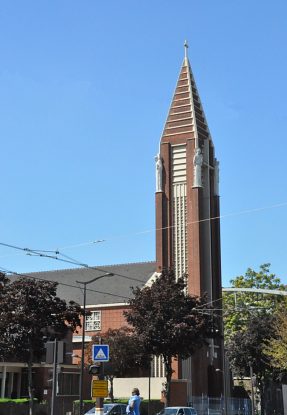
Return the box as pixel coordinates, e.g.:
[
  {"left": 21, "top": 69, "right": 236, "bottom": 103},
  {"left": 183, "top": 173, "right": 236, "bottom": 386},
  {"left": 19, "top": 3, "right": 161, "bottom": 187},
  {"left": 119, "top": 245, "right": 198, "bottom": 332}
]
[
  {"left": 0, "top": 43, "right": 224, "bottom": 407},
  {"left": 155, "top": 41, "right": 223, "bottom": 399}
]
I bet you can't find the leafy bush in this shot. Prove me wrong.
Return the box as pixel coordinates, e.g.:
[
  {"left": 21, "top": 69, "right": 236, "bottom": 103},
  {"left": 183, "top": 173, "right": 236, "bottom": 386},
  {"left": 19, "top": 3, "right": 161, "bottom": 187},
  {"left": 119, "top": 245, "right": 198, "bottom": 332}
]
[{"left": 0, "top": 398, "right": 38, "bottom": 404}]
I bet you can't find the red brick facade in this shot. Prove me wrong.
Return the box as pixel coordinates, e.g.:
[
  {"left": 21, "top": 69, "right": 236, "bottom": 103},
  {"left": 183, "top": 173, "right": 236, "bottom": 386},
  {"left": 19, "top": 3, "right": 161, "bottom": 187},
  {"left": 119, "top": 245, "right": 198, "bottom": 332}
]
[
  {"left": 155, "top": 53, "right": 223, "bottom": 397},
  {"left": 73, "top": 305, "right": 129, "bottom": 361}
]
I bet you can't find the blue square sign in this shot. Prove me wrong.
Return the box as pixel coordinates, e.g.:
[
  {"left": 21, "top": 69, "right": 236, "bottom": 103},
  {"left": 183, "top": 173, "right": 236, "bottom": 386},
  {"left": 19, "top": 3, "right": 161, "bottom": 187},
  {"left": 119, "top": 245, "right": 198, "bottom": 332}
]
[{"left": 92, "top": 344, "right": 110, "bottom": 362}]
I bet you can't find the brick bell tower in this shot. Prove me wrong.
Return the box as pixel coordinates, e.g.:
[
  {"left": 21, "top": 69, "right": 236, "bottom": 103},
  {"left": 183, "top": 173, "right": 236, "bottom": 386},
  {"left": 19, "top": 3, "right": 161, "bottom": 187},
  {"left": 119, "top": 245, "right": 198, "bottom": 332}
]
[{"left": 155, "top": 42, "right": 223, "bottom": 398}]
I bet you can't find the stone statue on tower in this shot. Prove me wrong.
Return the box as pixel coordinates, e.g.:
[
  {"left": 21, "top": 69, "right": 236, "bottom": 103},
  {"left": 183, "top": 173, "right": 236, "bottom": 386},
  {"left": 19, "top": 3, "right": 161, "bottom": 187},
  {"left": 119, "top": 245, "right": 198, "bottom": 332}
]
[
  {"left": 214, "top": 158, "right": 220, "bottom": 196},
  {"left": 155, "top": 153, "right": 163, "bottom": 192},
  {"left": 193, "top": 147, "right": 203, "bottom": 187}
]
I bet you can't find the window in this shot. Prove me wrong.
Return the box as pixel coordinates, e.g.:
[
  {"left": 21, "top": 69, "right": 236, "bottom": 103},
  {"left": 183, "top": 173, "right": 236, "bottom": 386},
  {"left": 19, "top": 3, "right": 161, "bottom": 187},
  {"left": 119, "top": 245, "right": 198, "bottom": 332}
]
[
  {"left": 85, "top": 310, "right": 101, "bottom": 331},
  {"left": 151, "top": 355, "right": 165, "bottom": 377},
  {"left": 58, "top": 372, "right": 80, "bottom": 396}
]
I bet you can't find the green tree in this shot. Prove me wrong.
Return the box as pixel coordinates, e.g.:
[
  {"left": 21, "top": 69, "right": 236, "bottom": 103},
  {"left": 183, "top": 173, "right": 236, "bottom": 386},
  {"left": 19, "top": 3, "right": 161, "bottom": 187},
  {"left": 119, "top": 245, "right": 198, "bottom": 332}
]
[
  {"left": 87, "top": 327, "right": 150, "bottom": 401},
  {"left": 124, "top": 269, "right": 217, "bottom": 405},
  {"left": 223, "top": 264, "right": 287, "bottom": 414},
  {"left": 264, "top": 308, "right": 287, "bottom": 373},
  {"left": 223, "top": 264, "right": 286, "bottom": 342},
  {"left": 227, "top": 313, "right": 276, "bottom": 414},
  {"left": 0, "top": 274, "right": 82, "bottom": 415}
]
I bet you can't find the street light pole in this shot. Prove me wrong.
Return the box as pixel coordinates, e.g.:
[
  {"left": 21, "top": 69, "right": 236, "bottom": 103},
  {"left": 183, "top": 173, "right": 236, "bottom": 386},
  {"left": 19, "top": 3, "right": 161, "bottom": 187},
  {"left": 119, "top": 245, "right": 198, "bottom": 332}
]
[
  {"left": 249, "top": 364, "right": 255, "bottom": 415},
  {"left": 148, "top": 357, "right": 152, "bottom": 415},
  {"left": 76, "top": 273, "right": 114, "bottom": 415},
  {"left": 51, "top": 338, "right": 58, "bottom": 415}
]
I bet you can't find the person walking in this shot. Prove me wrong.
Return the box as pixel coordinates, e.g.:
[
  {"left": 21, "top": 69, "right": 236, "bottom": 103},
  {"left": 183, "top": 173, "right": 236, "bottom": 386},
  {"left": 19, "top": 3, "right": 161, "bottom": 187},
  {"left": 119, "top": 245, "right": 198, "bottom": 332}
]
[{"left": 127, "top": 388, "right": 141, "bottom": 415}]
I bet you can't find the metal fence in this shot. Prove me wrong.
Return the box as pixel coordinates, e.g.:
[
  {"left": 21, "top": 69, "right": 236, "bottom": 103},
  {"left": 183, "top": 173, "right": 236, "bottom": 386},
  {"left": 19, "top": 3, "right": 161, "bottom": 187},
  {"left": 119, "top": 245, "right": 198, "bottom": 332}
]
[{"left": 190, "top": 396, "right": 252, "bottom": 415}]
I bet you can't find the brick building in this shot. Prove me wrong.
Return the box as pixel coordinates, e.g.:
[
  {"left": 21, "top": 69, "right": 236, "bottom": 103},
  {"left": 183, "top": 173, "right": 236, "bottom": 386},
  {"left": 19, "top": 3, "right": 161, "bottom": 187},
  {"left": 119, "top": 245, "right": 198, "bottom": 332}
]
[
  {"left": 0, "top": 44, "right": 223, "bottom": 405},
  {"left": 155, "top": 43, "right": 223, "bottom": 398}
]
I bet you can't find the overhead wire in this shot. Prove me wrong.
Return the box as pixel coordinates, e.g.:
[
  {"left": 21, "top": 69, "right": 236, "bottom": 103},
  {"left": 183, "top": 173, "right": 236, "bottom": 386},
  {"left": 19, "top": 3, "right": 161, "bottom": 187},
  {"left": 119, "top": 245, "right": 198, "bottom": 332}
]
[
  {"left": 191, "top": 288, "right": 286, "bottom": 314},
  {"left": 1, "top": 241, "right": 284, "bottom": 313},
  {"left": 0, "top": 245, "right": 245, "bottom": 313},
  {"left": 0, "top": 241, "right": 222, "bottom": 310},
  {"left": 0, "top": 265, "right": 227, "bottom": 320},
  {"left": 0, "top": 265, "right": 131, "bottom": 301},
  {"left": 1, "top": 197, "right": 286, "bottom": 312},
  {"left": 82, "top": 201, "right": 287, "bottom": 245},
  {"left": 0, "top": 242, "right": 147, "bottom": 284},
  {"left": 0, "top": 266, "right": 277, "bottom": 319},
  {"left": 0, "top": 264, "right": 223, "bottom": 317},
  {"left": 194, "top": 296, "right": 224, "bottom": 309},
  {"left": 0, "top": 200, "right": 286, "bottom": 260},
  {"left": 58, "top": 252, "right": 146, "bottom": 284}
]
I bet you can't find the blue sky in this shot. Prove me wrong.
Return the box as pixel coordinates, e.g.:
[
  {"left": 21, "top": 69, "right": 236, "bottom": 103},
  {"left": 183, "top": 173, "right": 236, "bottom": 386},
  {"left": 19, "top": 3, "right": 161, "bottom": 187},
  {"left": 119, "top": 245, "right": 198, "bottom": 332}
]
[{"left": 0, "top": 1, "right": 286, "bottom": 287}]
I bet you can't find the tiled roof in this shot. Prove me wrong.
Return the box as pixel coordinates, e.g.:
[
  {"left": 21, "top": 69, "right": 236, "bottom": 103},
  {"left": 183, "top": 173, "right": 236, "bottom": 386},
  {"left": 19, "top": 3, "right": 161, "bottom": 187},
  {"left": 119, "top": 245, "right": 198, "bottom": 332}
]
[{"left": 9, "top": 262, "right": 156, "bottom": 306}]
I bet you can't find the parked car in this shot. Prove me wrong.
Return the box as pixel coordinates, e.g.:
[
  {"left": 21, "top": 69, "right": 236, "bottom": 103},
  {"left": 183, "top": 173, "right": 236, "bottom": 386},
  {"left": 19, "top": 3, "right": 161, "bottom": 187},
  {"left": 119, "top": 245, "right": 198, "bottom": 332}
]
[
  {"left": 158, "top": 407, "right": 197, "bottom": 415},
  {"left": 85, "top": 403, "right": 127, "bottom": 415}
]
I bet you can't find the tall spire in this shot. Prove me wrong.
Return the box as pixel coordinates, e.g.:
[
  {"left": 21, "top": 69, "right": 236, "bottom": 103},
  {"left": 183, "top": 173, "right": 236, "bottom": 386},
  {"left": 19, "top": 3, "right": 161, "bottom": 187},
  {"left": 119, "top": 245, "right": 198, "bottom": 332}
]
[
  {"left": 160, "top": 42, "right": 211, "bottom": 147},
  {"left": 155, "top": 44, "right": 222, "bottom": 399},
  {"left": 184, "top": 40, "right": 189, "bottom": 63}
]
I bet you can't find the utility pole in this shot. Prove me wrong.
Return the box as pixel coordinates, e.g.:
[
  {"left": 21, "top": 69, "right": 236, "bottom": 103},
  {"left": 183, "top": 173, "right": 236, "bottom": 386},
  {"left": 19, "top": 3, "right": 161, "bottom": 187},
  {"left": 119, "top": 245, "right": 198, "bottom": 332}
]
[
  {"left": 76, "top": 273, "right": 114, "bottom": 415},
  {"left": 249, "top": 364, "right": 255, "bottom": 415},
  {"left": 51, "top": 338, "right": 58, "bottom": 415},
  {"left": 94, "top": 337, "right": 104, "bottom": 415},
  {"left": 148, "top": 358, "right": 151, "bottom": 415}
]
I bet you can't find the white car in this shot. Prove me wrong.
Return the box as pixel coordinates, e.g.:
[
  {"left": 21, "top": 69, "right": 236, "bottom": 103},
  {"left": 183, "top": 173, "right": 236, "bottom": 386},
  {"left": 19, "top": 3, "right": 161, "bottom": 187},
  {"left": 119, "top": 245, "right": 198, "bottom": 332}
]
[
  {"left": 158, "top": 407, "right": 197, "bottom": 415},
  {"left": 85, "top": 403, "right": 127, "bottom": 415}
]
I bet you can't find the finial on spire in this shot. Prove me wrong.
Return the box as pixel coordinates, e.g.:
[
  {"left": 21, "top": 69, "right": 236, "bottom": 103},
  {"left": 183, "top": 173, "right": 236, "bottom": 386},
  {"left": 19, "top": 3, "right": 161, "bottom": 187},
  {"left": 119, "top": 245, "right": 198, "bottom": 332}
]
[{"left": 184, "top": 40, "right": 189, "bottom": 59}]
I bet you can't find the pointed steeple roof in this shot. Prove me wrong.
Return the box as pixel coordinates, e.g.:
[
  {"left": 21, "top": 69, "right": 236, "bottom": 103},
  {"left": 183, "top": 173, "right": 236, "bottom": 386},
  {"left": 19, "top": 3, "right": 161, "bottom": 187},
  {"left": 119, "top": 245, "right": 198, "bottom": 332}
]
[{"left": 161, "top": 42, "right": 211, "bottom": 145}]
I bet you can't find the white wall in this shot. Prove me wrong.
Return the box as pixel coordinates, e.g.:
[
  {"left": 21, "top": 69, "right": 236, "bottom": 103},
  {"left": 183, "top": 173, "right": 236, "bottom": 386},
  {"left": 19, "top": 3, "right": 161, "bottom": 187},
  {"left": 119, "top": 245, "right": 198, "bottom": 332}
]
[{"left": 111, "top": 377, "right": 165, "bottom": 400}]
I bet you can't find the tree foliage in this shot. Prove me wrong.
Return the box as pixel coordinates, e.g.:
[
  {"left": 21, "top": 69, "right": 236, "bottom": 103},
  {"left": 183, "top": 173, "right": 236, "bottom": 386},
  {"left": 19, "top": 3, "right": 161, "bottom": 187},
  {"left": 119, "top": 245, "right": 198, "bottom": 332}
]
[
  {"left": 264, "top": 309, "right": 287, "bottom": 373},
  {"left": 0, "top": 274, "right": 82, "bottom": 414},
  {"left": 87, "top": 327, "right": 150, "bottom": 401},
  {"left": 223, "top": 264, "right": 286, "bottom": 342},
  {"left": 90, "top": 327, "right": 149, "bottom": 375},
  {"left": 124, "top": 269, "right": 217, "bottom": 404},
  {"left": 226, "top": 312, "right": 276, "bottom": 412},
  {"left": 224, "top": 264, "right": 287, "bottom": 413},
  {"left": 227, "top": 313, "right": 275, "bottom": 379}
]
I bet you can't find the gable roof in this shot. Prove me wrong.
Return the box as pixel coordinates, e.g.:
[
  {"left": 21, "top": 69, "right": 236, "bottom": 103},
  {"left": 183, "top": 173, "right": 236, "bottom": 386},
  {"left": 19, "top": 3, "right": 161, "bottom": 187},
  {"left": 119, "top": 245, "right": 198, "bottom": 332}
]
[{"left": 9, "top": 261, "right": 156, "bottom": 306}]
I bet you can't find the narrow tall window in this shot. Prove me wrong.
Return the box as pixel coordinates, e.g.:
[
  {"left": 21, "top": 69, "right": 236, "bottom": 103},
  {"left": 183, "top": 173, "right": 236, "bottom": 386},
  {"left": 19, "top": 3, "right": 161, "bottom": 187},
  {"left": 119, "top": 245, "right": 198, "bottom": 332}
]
[
  {"left": 172, "top": 145, "right": 187, "bottom": 279},
  {"left": 151, "top": 355, "right": 165, "bottom": 378},
  {"left": 85, "top": 310, "right": 101, "bottom": 331}
]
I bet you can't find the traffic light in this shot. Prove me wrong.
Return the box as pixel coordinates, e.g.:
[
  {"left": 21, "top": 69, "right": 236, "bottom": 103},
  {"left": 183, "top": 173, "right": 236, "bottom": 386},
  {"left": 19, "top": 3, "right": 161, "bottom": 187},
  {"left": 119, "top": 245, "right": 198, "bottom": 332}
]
[{"left": 89, "top": 363, "right": 102, "bottom": 375}]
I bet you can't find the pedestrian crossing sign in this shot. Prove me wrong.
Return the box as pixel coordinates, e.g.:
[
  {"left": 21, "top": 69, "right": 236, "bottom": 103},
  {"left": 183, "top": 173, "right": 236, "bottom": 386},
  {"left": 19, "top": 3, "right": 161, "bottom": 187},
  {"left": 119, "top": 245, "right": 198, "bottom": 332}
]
[{"left": 92, "top": 344, "right": 110, "bottom": 362}]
